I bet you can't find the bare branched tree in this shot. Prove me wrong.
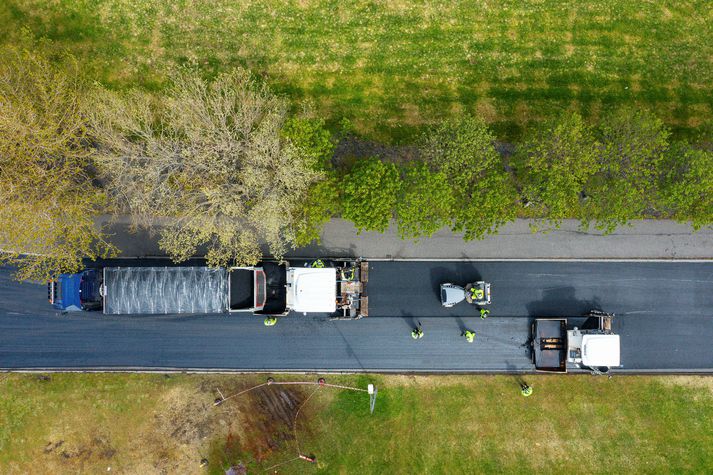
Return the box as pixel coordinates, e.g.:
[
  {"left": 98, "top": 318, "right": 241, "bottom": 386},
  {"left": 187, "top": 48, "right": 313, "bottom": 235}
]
[{"left": 89, "top": 70, "right": 321, "bottom": 266}]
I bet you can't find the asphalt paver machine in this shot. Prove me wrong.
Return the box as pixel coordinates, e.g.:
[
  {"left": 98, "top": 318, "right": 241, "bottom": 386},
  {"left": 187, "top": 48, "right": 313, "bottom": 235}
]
[{"left": 440, "top": 281, "right": 492, "bottom": 307}]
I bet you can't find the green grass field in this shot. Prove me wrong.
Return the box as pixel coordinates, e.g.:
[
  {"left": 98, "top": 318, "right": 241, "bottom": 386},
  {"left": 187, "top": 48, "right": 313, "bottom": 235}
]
[
  {"left": 1, "top": 0, "right": 711, "bottom": 142},
  {"left": 2, "top": 374, "right": 712, "bottom": 474}
]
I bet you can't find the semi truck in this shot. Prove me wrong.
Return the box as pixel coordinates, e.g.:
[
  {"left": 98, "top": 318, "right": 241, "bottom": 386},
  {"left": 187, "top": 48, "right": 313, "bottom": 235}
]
[
  {"left": 48, "top": 259, "right": 368, "bottom": 319},
  {"left": 531, "top": 310, "right": 621, "bottom": 374}
]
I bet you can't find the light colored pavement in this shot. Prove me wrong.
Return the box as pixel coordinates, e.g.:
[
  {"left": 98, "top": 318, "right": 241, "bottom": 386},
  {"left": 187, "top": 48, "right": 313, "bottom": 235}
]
[{"left": 101, "top": 216, "right": 713, "bottom": 260}]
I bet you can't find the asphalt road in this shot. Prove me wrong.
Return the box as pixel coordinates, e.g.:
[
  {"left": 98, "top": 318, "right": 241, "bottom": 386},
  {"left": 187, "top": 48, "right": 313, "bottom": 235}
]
[{"left": 1, "top": 261, "right": 712, "bottom": 372}]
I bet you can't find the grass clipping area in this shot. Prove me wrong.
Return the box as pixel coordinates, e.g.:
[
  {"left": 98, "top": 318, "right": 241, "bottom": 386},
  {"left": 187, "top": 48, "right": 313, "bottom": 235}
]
[
  {"left": 1, "top": 374, "right": 712, "bottom": 473},
  {"left": 1, "top": 1, "right": 711, "bottom": 142}
]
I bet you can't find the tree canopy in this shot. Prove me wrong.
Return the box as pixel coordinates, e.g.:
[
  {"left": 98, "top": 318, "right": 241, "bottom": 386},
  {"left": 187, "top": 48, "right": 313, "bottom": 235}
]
[
  {"left": 0, "top": 47, "right": 114, "bottom": 280},
  {"left": 341, "top": 157, "right": 401, "bottom": 233},
  {"left": 659, "top": 142, "right": 713, "bottom": 230},
  {"left": 421, "top": 116, "right": 517, "bottom": 240},
  {"left": 516, "top": 113, "right": 597, "bottom": 227},
  {"left": 88, "top": 69, "right": 320, "bottom": 267},
  {"left": 282, "top": 116, "right": 339, "bottom": 246},
  {"left": 396, "top": 162, "right": 454, "bottom": 240},
  {"left": 582, "top": 108, "right": 670, "bottom": 232}
]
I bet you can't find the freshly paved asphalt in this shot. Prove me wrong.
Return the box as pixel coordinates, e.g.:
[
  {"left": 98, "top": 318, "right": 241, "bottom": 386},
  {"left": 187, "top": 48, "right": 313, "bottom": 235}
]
[{"left": 1, "top": 261, "right": 712, "bottom": 372}]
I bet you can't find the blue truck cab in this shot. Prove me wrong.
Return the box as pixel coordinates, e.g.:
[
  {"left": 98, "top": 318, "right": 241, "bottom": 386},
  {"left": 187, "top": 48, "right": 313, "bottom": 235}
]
[{"left": 48, "top": 269, "right": 103, "bottom": 312}]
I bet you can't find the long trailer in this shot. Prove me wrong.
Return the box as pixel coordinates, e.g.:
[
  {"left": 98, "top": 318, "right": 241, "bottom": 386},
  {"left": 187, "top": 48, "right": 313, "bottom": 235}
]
[{"left": 49, "top": 259, "right": 368, "bottom": 319}]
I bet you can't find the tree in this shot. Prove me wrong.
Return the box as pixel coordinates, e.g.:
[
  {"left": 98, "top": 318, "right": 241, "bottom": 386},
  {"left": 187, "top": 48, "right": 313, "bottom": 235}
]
[
  {"left": 88, "top": 70, "right": 320, "bottom": 267},
  {"left": 421, "top": 115, "right": 517, "bottom": 240},
  {"left": 515, "top": 113, "right": 597, "bottom": 227},
  {"left": 0, "top": 47, "right": 115, "bottom": 280},
  {"left": 282, "top": 116, "right": 335, "bottom": 170},
  {"left": 341, "top": 157, "right": 401, "bottom": 233},
  {"left": 282, "top": 116, "right": 340, "bottom": 246},
  {"left": 659, "top": 142, "right": 713, "bottom": 230},
  {"left": 292, "top": 173, "right": 342, "bottom": 246},
  {"left": 582, "top": 108, "right": 670, "bottom": 232},
  {"left": 396, "top": 162, "right": 454, "bottom": 240}
]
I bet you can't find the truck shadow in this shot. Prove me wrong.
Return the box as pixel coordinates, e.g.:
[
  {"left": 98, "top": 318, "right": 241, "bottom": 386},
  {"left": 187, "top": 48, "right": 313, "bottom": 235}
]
[{"left": 526, "top": 287, "right": 602, "bottom": 318}]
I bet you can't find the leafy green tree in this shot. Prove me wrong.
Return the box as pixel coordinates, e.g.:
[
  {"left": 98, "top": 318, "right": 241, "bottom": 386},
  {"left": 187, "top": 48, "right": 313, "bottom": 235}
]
[
  {"left": 582, "top": 108, "right": 670, "bottom": 232},
  {"left": 0, "top": 47, "right": 115, "bottom": 280},
  {"left": 422, "top": 115, "right": 517, "bottom": 240},
  {"left": 516, "top": 113, "right": 597, "bottom": 227},
  {"left": 396, "top": 163, "right": 454, "bottom": 240},
  {"left": 342, "top": 157, "right": 401, "bottom": 233},
  {"left": 659, "top": 142, "right": 713, "bottom": 230},
  {"left": 89, "top": 69, "right": 319, "bottom": 267},
  {"left": 293, "top": 173, "right": 342, "bottom": 246},
  {"left": 282, "top": 117, "right": 335, "bottom": 170},
  {"left": 282, "top": 116, "right": 340, "bottom": 245}
]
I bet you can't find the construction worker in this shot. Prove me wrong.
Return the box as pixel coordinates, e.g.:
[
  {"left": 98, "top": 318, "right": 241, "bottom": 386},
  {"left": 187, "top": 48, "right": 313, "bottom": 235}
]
[
  {"left": 480, "top": 308, "right": 490, "bottom": 319},
  {"left": 340, "top": 267, "right": 355, "bottom": 281},
  {"left": 471, "top": 287, "right": 484, "bottom": 300},
  {"left": 264, "top": 316, "right": 277, "bottom": 326},
  {"left": 411, "top": 326, "right": 424, "bottom": 340},
  {"left": 520, "top": 383, "right": 533, "bottom": 397},
  {"left": 311, "top": 259, "right": 325, "bottom": 268},
  {"left": 463, "top": 330, "right": 476, "bottom": 343}
]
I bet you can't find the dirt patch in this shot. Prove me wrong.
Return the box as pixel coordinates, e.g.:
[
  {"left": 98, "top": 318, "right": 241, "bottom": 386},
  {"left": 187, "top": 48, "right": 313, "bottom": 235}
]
[
  {"left": 153, "top": 384, "right": 220, "bottom": 446},
  {"left": 474, "top": 98, "right": 499, "bottom": 122},
  {"left": 332, "top": 132, "right": 515, "bottom": 168},
  {"left": 238, "top": 386, "right": 309, "bottom": 461},
  {"left": 332, "top": 134, "right": 421, "bottom": 167},
  {"left": 42, "top": 435, "right": 117, "bottom": 469},
  {"left": 207, "top": 382, "right": 318, "bottom": 470}
]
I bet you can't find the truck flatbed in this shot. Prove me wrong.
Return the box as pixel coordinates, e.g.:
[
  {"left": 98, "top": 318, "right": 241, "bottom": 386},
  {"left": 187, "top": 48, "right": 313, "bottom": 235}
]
[{"left": 103, "top": 267, "right": 227, "bottom": 315}]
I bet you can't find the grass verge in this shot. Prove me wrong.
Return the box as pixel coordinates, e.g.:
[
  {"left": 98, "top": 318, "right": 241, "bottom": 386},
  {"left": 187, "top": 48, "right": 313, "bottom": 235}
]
[
  {"left": 1, "top": 0, "right": 711, "bottom": 142},
  {"left": 1, "top": 373, "right": 712, "bottom": 474}
]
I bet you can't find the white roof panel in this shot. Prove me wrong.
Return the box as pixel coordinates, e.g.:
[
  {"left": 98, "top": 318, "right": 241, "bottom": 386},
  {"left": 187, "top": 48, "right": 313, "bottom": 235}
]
[
  {"left": 290, "top": 268, "right": 337, "bottom": 313},
  {"left": 582, "top": 334, "right": 621, "bottom": 367}
]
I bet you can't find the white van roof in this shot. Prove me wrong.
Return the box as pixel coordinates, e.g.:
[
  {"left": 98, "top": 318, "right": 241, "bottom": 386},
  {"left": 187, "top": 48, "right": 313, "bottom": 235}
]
[
  {"left": 582, "top": 334, "right": 621, "bottom": 367},
  {"left": 289, "top": 268, "right": 337, "bottom": 313}
]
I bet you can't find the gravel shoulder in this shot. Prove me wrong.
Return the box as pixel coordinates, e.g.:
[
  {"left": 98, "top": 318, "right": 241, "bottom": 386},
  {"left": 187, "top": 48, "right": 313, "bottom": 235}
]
[{"left": 101, "top": 216, "right": 713, "bottom": 260}]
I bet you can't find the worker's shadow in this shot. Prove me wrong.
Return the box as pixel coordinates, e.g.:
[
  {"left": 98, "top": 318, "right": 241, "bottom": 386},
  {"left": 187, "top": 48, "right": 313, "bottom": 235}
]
[
  {"left": 454, "top": 316, "right": 468, "bottom": 333},
  {"left": 400, "top": 311, "right": 418, "bottom": 330},
  {"left": 506, "top": 360, "right": 527, "bottom": 387}
]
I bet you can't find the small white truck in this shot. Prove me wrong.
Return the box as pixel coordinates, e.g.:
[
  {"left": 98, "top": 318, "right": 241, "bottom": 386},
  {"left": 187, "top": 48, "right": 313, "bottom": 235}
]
[{"left": 532, "top": 311, "right": 621, "bottom": 374}]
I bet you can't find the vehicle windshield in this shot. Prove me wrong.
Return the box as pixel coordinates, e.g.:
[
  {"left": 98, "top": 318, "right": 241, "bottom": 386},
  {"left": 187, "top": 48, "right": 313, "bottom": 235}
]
[{"left": 79, "top": 270, "right": 102, "bottom": 309}]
